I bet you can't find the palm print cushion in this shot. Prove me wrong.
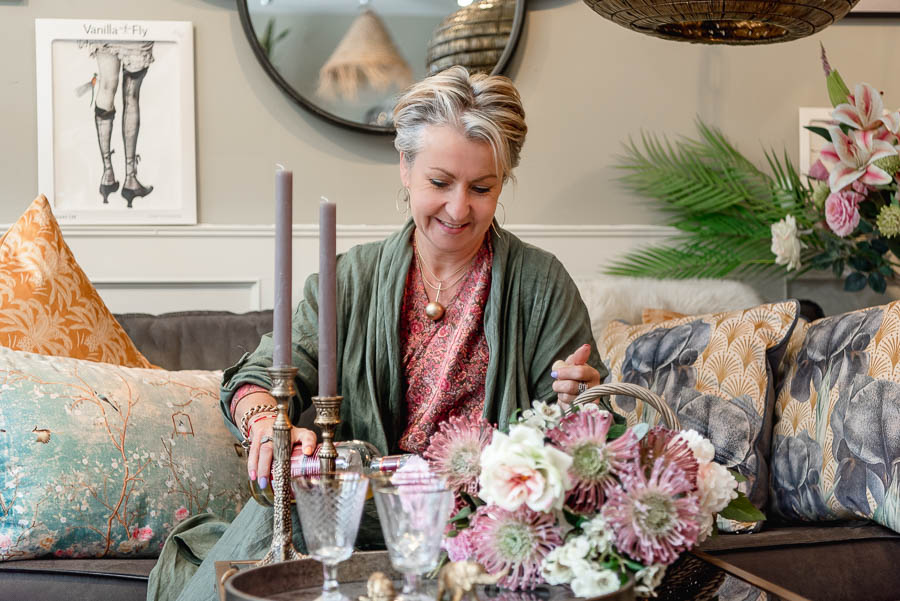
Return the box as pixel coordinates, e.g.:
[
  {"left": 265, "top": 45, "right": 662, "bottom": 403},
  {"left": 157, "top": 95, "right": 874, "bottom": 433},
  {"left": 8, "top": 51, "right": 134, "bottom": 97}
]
[
  {"left": 0, "top": 347, "right": 248, "bottom": 559},
  {"left": 771, "top": 302, "right": 900, "bottom": 533},
  {"left": 598, "top": 301, "right": 799, "bottom": 528},
  {"left": 0, "top": 196, "right": 153, "bottom": 367}
]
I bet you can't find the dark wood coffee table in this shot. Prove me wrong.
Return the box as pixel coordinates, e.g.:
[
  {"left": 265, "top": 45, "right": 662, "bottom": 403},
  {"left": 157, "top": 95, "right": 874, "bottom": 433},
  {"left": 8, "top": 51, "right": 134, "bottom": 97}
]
[{"left": 217, "top": 550, "right": 811, "bottom": 601}]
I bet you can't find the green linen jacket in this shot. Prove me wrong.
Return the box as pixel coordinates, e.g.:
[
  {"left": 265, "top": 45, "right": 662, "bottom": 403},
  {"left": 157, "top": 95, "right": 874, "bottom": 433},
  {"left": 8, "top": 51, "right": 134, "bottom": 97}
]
[{"left": 219, "top": 219, "right": 607, "bottom": 454}]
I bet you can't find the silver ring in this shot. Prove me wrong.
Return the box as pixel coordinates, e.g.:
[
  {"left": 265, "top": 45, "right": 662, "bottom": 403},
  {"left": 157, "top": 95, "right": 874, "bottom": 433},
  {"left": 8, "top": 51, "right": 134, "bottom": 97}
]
[
  {"left": 577, "top": 382, "right": 588, "bottom": 394},
  {"left": 259, "top": 436, "right": 273, "bottom": 445}
]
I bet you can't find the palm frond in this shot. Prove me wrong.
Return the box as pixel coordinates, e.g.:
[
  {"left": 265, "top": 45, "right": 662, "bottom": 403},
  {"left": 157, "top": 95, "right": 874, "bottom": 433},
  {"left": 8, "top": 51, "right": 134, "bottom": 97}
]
[{"left": 607, "top": 120, "right": 816, "bottom": 281}]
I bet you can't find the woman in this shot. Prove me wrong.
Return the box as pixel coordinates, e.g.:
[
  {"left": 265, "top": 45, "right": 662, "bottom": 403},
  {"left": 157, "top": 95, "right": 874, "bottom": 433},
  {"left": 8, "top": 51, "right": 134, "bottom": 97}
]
[{"left": 147, "top": 66, "right": 606, "bottom": 601}]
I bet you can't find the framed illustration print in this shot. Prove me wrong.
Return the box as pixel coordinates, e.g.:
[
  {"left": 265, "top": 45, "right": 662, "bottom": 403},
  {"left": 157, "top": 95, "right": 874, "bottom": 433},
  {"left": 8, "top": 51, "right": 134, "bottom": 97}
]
[
  {"left": 798, "top": 107, "right": 834, "bottom": 178},
  {"left": 848, "top": 0, "right": 900, "bottom": 17},
  {"left": 36, "top": 19, "right": 196, "bottom": 225}
]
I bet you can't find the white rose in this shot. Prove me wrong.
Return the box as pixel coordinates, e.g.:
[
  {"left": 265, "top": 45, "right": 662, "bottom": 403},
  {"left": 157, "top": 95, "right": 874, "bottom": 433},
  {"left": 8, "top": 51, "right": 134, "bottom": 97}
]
[
  {"left": 634, "top": 564, "right": 667, "bottom": 596},
  {"left": 570, "top": 568, "right": 621, "bottom": 598},
  {"left": 676, "top": 429, "right": 716, "bottom": 464},
  {"left": 559, "top": 537, "right": 592, "bottom": 567},
  {"left": 697, "top": 462, "right": 738, "bottom": 515},
  {"left": 479, "top": 425, "right": 573, "bottom": 512},
  {"left": 541, "top": 547, "right": 574, "bottom": 585},
  {"left": 533, "top": 401, "right": 562, "bottom": 429},
  {"left": 770, "top": 215, "right": 805, "bottom": 272},
  {"left": 582, "top": 515, "right": 614, "bottom": 554}
]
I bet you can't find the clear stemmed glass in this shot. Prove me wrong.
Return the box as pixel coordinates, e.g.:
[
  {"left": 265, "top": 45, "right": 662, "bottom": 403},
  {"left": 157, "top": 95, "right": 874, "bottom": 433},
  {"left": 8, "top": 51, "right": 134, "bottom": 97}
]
[
  {"left": 292, "top": 471, "right": 369, "bottom": 601},
  {"left": 372, "top": 474, "right": 454, "bottom": 601}
]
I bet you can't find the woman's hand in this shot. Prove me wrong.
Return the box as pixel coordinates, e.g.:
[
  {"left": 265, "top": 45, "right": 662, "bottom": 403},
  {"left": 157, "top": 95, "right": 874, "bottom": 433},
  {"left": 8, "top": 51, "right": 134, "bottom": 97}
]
[
  {"left": 551, "top": 343, "right": 602, "bottom": 410},
  {"left": 247, "top": 416, "right": 317, "bottom": 489}
]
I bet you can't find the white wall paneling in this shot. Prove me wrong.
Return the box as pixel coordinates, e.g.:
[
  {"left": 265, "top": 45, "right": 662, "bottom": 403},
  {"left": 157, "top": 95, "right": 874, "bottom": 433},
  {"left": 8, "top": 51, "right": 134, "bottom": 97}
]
[{"left": 37, "top": 224, "right": 674, "bottom": 314}]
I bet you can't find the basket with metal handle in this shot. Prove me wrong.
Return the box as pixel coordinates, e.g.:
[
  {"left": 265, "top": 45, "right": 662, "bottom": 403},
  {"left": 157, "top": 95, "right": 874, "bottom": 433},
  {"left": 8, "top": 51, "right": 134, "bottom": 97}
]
[{"left": 570, "top": 382, "right": 681, "bottom": 430}]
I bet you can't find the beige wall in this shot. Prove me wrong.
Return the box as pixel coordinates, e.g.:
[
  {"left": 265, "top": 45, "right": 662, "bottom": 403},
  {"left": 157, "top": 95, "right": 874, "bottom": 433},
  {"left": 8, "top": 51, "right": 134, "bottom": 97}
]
[{"left": 2, "top": 0, "right": 899, "bottom": 227}]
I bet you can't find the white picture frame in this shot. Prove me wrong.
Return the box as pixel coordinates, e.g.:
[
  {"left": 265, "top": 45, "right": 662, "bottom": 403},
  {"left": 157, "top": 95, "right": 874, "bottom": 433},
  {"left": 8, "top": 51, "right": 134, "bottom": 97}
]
[
  {"left": 36, "top": 19, "right": 196, "bottom": 225},
  {"left": 849, "top": 0, "right": 900, "bottom": 16},
  {"left": 798, "top": 107, "right": 835, "bottom": 178}
]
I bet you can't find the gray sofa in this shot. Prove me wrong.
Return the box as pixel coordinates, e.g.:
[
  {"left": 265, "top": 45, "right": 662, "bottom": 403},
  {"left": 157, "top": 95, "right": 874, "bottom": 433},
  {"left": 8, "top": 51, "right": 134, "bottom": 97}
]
[{"left": 1, "top": 309, "right": 899, "bottom": 601}]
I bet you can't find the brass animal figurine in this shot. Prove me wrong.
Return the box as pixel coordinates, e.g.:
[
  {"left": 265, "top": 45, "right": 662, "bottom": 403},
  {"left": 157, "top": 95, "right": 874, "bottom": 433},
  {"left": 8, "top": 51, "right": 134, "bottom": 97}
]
[
  {"left": 358, "top": 571, "right": 395, "bottom": 601},
  {"left": 436, "top": 561, "right": 508, "bottom": 601}
]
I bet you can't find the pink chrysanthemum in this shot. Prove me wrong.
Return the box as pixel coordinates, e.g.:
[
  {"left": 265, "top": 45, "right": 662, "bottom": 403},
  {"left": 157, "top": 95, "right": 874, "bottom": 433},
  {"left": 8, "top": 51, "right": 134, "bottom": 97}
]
[
  {"left": 424, "top": 413, "right": 492, "bottom": 495},
  {"left": 602, "top": 458, "right": 701, "bottom": 566},
  {"left": 468, "top": 505, "right": 563, "bottom": 590},
  {"left": 639, "top": 427, "right": 698, "bottom": 489},
  {"left": 547, "top": 409, "right": 639, "bottom": 513}
]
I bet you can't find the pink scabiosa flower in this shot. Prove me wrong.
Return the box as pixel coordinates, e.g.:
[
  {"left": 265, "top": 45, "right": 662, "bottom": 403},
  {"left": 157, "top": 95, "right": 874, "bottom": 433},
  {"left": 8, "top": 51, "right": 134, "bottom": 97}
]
[
  {"left": 602, "top": 458, "right": 701, "bottom": 566},
  {"left": 469, "top": 505, "right": 563, "bottom": 590},
  {"left": 639, "top": 426, "right": 698, "bottom": 490},
  {"left": 443, "top": 525, "right": 476, "bottom": 562},
  {"left": 424, "top": 413, "right": 492, "bottom": 495},
  {"left": 546, "top": 408, "right": 638, "bottom": 513}
]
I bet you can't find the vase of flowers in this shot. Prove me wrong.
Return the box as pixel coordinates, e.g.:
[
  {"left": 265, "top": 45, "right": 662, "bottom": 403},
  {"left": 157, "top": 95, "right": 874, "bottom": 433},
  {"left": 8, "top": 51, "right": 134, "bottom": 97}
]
[
  {"left": 420, "top": 384, "right": 761, "bottom": 599},
  {"left": 607, "top": 46, "right": 900, "bottom": 294}
]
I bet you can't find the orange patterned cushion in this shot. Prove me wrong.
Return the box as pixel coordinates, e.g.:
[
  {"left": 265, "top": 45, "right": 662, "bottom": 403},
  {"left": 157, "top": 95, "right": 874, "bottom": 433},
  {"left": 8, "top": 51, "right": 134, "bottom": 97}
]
[{"left": 0, "top": 196, "right": 153, "bottom": 367}]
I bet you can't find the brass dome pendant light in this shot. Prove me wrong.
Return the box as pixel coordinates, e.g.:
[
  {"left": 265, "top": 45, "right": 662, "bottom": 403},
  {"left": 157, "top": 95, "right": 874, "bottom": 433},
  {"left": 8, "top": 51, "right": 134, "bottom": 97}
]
[{"left": 583, "top": 0, "right": 861, "bottom": 45}]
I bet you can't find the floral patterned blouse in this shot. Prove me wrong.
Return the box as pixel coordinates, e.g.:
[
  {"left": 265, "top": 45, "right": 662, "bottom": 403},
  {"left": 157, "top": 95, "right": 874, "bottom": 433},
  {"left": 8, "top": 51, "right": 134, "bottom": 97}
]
[{"left": 397, "top": 235, "right": 493, "bottom": 453}]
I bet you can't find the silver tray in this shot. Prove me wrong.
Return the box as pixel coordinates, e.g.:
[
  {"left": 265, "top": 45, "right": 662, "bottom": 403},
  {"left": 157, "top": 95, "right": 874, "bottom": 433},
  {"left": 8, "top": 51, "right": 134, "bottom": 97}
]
[{"left": 223, "top": 550, "right": 635, "bottom": 601}]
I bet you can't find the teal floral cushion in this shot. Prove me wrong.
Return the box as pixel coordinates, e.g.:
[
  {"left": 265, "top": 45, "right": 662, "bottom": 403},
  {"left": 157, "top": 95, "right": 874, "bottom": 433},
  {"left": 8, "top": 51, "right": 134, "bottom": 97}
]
[
  {"left": 0, "top": 347, "right": 249, "bottom": 559},
  {"left": 771, "top": 302, "right": 900, "bottom": 532}
]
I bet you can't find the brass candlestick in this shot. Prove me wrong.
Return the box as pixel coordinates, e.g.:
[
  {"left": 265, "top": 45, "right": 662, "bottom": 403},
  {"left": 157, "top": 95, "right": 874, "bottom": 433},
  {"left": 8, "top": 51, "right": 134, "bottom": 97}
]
[
  {"left": 311, "top": 394, "right": 343, "bottom": 473},
  {"left": 257, "top": 365, "right": 303, "bottom": 566}
]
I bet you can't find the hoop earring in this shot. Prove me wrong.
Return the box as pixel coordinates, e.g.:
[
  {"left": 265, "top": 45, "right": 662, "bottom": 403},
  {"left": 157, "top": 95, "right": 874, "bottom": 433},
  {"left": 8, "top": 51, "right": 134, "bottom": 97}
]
[
  {"left": 395, "top": 187, "right": 410, "bottom": 215},
  {"left": 497, "top": 201, "right": 506, "bottom": 226}
]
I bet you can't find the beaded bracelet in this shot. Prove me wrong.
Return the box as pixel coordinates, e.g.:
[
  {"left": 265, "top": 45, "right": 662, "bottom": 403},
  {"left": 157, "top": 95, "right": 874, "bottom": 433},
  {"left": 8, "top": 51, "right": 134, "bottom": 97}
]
[{"left": 239, "top": 404, "right": 278, "bottom": 440}]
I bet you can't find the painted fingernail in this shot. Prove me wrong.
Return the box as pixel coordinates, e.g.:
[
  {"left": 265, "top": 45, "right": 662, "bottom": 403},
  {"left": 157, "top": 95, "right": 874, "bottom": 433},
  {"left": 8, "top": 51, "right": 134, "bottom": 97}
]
[
  {"left": 550, "top": 371, "right": 558, "bottom": 379},
  {"left": 249, "top": 470, "right": 256, "bottom": 481},
  {"left": 258, "top": 477, "right": 268, "bottom": 489},
  {"left": 304, "top": 446, "right": 314, "bottom": 455}
]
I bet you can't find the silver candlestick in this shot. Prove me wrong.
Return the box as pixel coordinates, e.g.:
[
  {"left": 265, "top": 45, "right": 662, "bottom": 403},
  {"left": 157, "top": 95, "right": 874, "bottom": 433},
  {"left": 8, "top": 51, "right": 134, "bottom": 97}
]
[
  {"left": 257, "top": 365, "right": 304, "bottom": 566},
  {"left": 311, "top": 394, "right": 343, "bottom": 474}
]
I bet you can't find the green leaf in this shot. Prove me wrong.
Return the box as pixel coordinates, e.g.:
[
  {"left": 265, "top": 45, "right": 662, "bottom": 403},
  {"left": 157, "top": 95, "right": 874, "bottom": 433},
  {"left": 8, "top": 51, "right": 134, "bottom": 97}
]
[
  {"left": 832, "top": 259, "right": 845, "bottom": 278},
  {"left": 622, "top": 558, "right": 645, "bottom": 572},
  {"left": 729, "top": 469, "right": 748, "bottom": 483},
  {"left": 872, "top": 239, "right": 890, "bottom": 255},
  {"left": 826, "top": 69, "right": 851, "bottom": 107},
  {"left": 869, "top": 271, "right": 887, "bottom": 294},
  {"left": 563, "top": 509, "right": 587, "bottom": 528},
  {"left": 849, "top": 256, "right": 874, "bottom": 272},
  {"left": 845, "top": 272, "right": 867, "bottom": 292},
  {"left": 719, "top": 492, "right": 765, "bottom": 522},
  {"left": 803, "top": 125, "right": 831, "bottom": 142},
  {"left": 607, "top": 424, "right": 627, "bottom": 440},
  {"left": 449, "top": 506, "right": 473, "bottom": 523}
]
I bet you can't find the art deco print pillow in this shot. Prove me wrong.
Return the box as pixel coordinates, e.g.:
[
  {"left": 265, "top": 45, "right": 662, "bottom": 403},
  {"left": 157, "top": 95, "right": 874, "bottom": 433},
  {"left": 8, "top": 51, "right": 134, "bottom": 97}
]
[
  {"left": 0, "top": 347, "right": 248, "bottom": 560},
  {"left": 771, "top": 302, "right": 900, "bottom": 532},
  {"left": 597, "top": 301, "right": 799, "bottom": 520}
]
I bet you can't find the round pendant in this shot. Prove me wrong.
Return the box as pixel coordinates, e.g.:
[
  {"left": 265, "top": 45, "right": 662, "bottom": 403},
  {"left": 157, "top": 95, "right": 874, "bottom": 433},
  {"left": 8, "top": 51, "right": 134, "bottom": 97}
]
[{"left": 425, "top": 301, "right": 445, "bottom": 321}]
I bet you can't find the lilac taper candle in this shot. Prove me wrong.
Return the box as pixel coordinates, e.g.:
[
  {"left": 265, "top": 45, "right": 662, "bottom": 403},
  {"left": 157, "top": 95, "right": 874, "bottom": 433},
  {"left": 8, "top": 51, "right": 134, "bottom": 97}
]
[
  {"left": 273, "top": 167, "right": 293, "bottom": 367},
  {"left": 318, "top": 197, "right": 337, "bottom": 397}
]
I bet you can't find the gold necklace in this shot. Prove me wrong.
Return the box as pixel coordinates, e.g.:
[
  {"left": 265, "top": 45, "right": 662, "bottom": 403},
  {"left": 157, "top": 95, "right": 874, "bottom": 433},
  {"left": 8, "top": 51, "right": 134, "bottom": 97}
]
[{"left": 414, "top": 242, "right": 475, "bottom": 321}]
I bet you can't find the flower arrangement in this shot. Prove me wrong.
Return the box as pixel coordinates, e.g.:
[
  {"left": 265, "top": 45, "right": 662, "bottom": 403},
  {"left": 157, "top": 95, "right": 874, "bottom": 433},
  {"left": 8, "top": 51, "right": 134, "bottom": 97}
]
[
  {"left": 422, "top": 403, "right": 761, "bottom": 598},
  {"left": 607, "top": 46, "right": 900, "bottom": 294}
]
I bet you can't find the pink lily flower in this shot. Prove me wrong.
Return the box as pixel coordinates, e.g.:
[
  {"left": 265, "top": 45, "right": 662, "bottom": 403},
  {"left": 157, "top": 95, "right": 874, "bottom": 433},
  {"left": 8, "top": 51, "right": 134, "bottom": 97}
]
[
  {"left": 820, "top": 126, "right": 896, "bottom": 192},
  {"left": 833, "top": 83, "right": 900, "bottom": 135}
]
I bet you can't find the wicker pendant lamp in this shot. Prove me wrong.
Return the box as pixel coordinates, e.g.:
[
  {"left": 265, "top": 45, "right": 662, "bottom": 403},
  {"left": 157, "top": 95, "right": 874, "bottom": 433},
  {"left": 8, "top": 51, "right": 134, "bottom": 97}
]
[
  {"left": 426, "top": 0, "right": 516, "bottom": 75},
  {"left": 583, "top": 0, "right": 861, "bottom": 45},
  {"left": 317, "top": 5, "right": 413, "bottom": 100}
]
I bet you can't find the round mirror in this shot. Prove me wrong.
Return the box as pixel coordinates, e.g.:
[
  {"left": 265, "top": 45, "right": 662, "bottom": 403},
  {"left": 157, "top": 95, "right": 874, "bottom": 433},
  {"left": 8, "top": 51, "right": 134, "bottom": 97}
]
[{"left": 237, "top": 0, "right": 526, "bottom": 134}]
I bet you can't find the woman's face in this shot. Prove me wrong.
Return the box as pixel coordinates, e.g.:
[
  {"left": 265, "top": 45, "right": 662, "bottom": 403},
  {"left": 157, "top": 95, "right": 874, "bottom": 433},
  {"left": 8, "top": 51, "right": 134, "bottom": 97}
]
[{"left": 401, "top": 125, "right": 502, "bottom": 260}]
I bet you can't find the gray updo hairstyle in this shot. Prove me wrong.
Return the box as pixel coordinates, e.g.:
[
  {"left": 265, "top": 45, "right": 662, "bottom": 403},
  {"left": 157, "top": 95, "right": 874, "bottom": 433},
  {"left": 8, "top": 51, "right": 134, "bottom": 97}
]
[{"left": 392, "top": 66, "right": 527, "bottom": 183}]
